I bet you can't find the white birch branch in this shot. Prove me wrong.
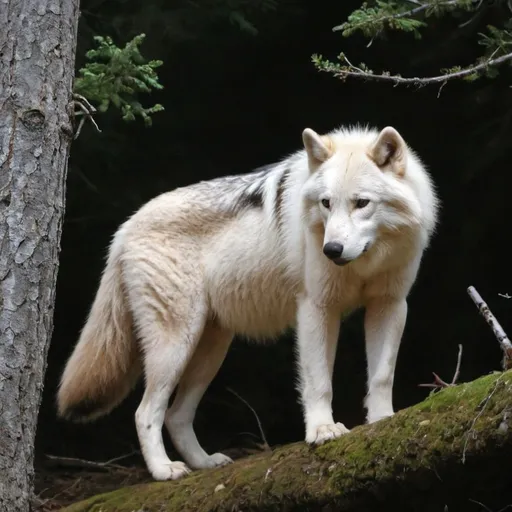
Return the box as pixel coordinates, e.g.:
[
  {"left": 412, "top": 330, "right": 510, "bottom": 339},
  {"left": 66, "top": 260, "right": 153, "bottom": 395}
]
[{"left": 467, "top": 285, "right": 512, "bottom": 369}]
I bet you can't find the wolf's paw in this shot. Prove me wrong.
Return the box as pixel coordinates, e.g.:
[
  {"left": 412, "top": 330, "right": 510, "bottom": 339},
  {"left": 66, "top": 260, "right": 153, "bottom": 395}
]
[
  {"left": 150, "top": 461, "right": 191, "bottom": 481},
  {"left": 306, "top": 422, "right": 350, "bottom": 446},
  {"left": 192, "top": 452, "right": 233, "bottom": 470},
  {"left": 367, "top": 411, "right": 394, "bottom": 424},
  {"left": 208, "top": 452, "right": 234, "bottom": 468}
]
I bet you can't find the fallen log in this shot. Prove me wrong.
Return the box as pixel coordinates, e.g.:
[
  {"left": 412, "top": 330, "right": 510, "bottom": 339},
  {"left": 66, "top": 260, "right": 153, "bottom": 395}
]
[{"left": 62, "top": 370, "right": 512, "bottom": 512}]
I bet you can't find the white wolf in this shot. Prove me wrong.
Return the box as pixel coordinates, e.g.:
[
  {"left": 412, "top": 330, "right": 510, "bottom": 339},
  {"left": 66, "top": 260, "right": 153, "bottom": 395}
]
[{"left": 57, "top": 124, "right": 439, "bottom": 481}]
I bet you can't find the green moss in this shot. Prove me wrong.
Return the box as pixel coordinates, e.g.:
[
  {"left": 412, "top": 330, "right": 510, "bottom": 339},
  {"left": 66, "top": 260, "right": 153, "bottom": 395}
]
[
  {"left": 62, "top": 370, "right": 512, "bottom": 512},
  {"left": 413, "top": 371, "right": 504, "bottom": 412},
  {"left": 315, "top": 370, "right": 512, "bottom": 497}
]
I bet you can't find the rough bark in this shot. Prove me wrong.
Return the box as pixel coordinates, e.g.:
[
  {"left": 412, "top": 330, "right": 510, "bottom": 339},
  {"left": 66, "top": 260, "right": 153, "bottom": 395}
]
[
  {"left": 63, "top": 370, "right": 512, "bottom": 512},
  {"left": 0, "top": 1, "right": 80, "bottom": 511}
]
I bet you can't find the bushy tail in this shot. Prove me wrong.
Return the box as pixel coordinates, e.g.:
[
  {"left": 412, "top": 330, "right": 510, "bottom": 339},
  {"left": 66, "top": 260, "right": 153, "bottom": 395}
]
[{"left": 57, "top": 230, "right": 141, "bottom": 422}]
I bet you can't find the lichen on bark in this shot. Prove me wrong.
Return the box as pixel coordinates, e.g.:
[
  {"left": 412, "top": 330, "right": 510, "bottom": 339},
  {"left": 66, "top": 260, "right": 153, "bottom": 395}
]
[{"left": 62, "top": 370, "right": 512, "bottom": 512}]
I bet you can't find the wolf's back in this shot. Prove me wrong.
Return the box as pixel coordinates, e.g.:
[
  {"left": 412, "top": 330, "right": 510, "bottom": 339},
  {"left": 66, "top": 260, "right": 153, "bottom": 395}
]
[{"left": 57, "top": 229, "right": 141, "bottom": 422}]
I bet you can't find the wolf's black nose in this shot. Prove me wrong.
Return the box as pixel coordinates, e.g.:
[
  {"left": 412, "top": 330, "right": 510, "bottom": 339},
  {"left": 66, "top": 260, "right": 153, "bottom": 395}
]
[{"left": 323, "top": 242, "right": 344, "bottom": 260}]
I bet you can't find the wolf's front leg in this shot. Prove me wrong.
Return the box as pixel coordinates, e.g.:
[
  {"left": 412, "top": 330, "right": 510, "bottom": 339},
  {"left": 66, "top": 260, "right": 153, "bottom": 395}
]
[
  {"left": 364, "top": 297, "right": 407, "bottom": 424},
  {"left": 296, "top": 295, "right": 349, "bottom": 445}
]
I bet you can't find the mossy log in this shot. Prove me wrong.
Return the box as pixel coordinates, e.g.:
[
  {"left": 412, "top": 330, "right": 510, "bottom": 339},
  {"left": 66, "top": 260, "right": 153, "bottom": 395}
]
[{"left": 62, "top": 370, "right": 512, "bottom": 512}]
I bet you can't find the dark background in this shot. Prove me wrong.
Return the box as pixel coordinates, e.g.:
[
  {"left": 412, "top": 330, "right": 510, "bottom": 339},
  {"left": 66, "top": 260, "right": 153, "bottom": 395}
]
[{"left": 35, "top": 0, "right": 512, "bottom": 470}]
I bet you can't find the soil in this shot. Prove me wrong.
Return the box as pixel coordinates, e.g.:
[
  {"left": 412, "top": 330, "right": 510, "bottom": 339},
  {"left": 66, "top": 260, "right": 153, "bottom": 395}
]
[{"left": 34, "top": 458, "right": 151, "bottom": 511}]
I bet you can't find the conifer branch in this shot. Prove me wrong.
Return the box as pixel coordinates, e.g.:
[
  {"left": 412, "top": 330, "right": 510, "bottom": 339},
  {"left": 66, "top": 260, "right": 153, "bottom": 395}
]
[
  {"left": 312, "top": 51, "right": 512, "bottom": 87},
  {"left": 316, "top": 1, "right": 512, "bottom": 92},
  {"left": 332, "top": 0, "right": 462, "bottom": 35},
  {"left": 74, "top": 34, "right": 164, "bottom": 127}
]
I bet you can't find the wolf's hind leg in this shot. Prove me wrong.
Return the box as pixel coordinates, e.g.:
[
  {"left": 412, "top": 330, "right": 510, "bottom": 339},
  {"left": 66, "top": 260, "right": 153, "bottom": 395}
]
[
  {"left": 165, "top": 322, "right": 234, "bottom": 470},
  {"left": 132, "top": 297, "right": 208, "bottom": 481}
]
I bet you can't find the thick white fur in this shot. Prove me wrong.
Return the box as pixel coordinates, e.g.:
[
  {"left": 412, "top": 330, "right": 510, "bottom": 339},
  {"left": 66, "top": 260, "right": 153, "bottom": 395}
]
[{"left": 57, "top": 125, "right": 439, "bottom": 481}]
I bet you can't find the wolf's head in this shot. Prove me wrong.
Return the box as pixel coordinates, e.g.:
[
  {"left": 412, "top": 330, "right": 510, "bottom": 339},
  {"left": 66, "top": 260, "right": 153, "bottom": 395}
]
[{"left": 300, "top": 125, "right": 437, "bottom": 266}]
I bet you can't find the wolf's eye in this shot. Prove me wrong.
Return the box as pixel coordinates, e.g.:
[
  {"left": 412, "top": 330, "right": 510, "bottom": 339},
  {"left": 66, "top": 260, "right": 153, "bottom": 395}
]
[
  {"left": 321, "top": 198, "right": 330, "bottom": 209},
  {"left": 354, "top": 198, "right": 370, "bottom": 209}
]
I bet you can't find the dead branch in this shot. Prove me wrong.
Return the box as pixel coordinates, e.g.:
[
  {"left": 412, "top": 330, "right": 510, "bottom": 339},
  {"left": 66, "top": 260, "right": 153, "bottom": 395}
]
[
  {"left": 419, "top": 344, "right": 463, "bottom": 390},
  {"left": 72, "top": 93, "right": 101, "bottom": 139},
  {"left": 462, "top": 374, "right": 503, "bottom": 464},
  {"left": 226, "top": 387, "right": 271, "bottom": 451},
  {"left": 452, "top": 343, "right": 463, "bottom": 385},
  {"left": 467, "top": 286, "right": 512, "bottom": 370},
  {"left": 419, "top": 373, "right": 451, "bottom": 390},
  {"left": 44, "top": 450, "right": 138, "bottom": 472},
  {"left": 33, "top": 478, "right": 82, "bottom": 512}
]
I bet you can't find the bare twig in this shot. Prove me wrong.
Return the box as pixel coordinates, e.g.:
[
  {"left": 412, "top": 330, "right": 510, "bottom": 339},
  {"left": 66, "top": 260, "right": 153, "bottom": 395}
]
[
  {"left": 323, "top": 52, "right": 512, "bottom": 87},
  {"left": 44, "top": 450, "right": 138, "bottom": 472},
  {"left": 467, "top": 498, "right": 512, "bottom": 512},
  {"left": 226, "top": 387, "right": 271, "bottom": 451},
  {"left": 437, "top": 79, "right": 448, "bottom": 98},
  {"left": 72, "top": 166, "right": 100, "bottom": 193},
  {"left": 419, "top": 372, "right": 451, "bottom": 389},
  {"left": 452, "top": 343, "right": 463, "bottom": 385},
  {"left": 72, "top": 93, "right": 101, "bottom": 139},
  {"left": 468, "top": 498, "right": 494, "bottom": 512},
  {"left": 103, "top": 451, "right": 140, "bottom": 465},
  {"left": 419, "top": 344, "right": 463, "bottom": 390},
  {"left": 33, "top": 478, "right": 82, "bottom": 511},
  {"left": 467, "top": 286, "right": 512, "bottom": 370},
  {"left": 457, "top": 0, "right": 486, "bottom": 29},
  {"left": 72, "top": 93, "right": 96, "bottom": 116},
  {"left": 462, "top": 375, "right": 503, "bottom": 463}
]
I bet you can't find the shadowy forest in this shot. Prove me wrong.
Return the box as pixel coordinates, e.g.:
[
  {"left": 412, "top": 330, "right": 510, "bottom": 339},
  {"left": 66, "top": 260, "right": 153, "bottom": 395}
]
[{"left": 33, "top": 0, "right": 512, "bottom": 508}]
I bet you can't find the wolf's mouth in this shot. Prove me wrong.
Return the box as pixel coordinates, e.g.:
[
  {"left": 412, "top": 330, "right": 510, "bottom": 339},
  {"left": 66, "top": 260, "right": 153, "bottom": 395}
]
[{"left": 332, "top": 257, "right": 350, "bottom": 266}]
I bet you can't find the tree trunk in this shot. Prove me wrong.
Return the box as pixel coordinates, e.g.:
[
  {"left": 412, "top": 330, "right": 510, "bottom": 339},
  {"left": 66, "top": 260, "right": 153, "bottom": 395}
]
[
  {"left": 0, "top": 1, "right": 80, "bottom": 511},
  {"left": 62, "top": 370, "right": 512, "bottom": 512}
]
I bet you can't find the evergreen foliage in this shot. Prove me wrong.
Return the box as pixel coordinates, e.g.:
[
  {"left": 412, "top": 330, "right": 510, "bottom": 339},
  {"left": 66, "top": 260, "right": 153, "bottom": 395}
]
[
  {"left": 313, "top": 0, "right": 512, "bottom": 86},
  {"left": 74, "top": 34, "right": 164, "bottom": 126}
]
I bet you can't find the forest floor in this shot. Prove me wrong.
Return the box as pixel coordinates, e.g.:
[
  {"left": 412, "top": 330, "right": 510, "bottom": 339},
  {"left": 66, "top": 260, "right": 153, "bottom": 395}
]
[
  {"left": 34, "top": 460, "right": 151, "bottom": 511},
  {"left": 33, "top": 441, "right": 262, "bottom": 511}
]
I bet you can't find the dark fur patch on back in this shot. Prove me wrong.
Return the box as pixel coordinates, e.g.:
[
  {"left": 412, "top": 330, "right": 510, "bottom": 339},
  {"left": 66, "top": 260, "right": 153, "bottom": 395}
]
[
  {"left": 231, "top": 163, "right": 275, "bottom": 212},
  {"left": 274, "top": 168, "right": 289, "bottom": 231},
  {"left": 237, "top": 182, "right": 265, "bottom": 209}
]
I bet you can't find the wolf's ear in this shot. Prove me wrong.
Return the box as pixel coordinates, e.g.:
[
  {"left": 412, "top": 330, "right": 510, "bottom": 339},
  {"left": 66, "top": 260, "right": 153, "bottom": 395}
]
[
  {"left": 369, "top": 126, "right": 406, "bottom": 177},
  {"left": 302, "top": 128, "right": 333, "bottom": 167}
]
